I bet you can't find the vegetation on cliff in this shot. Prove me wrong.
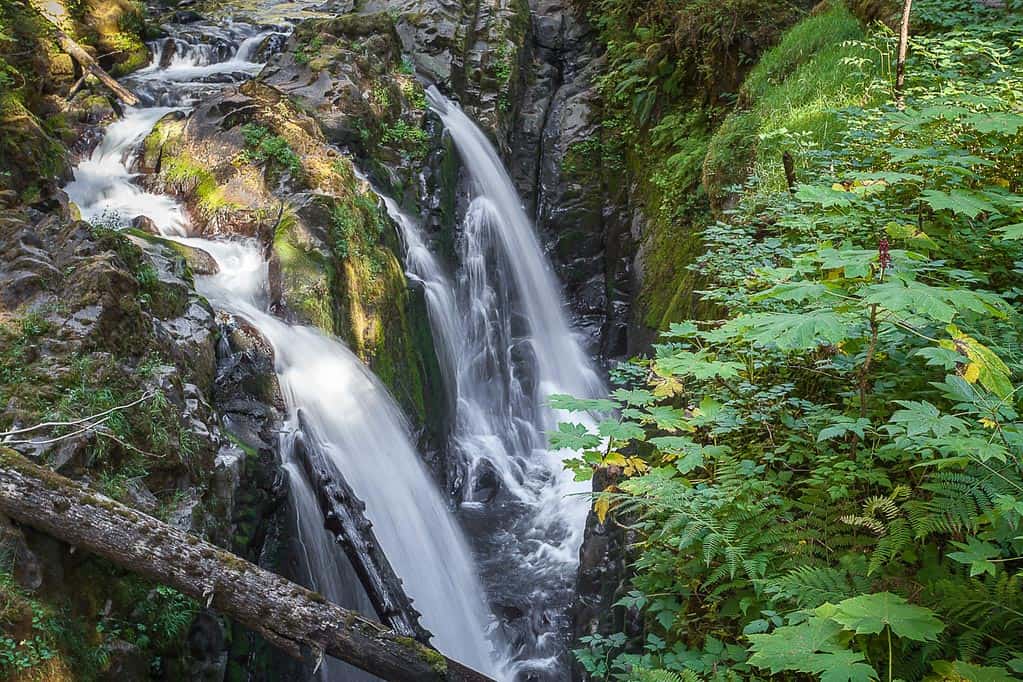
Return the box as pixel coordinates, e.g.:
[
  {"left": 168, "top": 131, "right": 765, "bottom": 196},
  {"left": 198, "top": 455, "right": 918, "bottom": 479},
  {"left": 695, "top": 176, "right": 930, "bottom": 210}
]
[{"left": 559, "top": 1, "right": 1023, "bottom": 679}]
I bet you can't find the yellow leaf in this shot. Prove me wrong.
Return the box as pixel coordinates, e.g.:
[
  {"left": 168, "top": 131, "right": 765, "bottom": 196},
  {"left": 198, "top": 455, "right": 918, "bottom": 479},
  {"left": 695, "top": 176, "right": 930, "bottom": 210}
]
[
  {"left": 624, "top": 457, "right": 649, "bottom": 476},
  {"left": 604, "top": 452, "right": 628, "bottom": 467},
  {"left": 979, "top": 418, "right": 998, "bottom": 430},
  {"left": 594, "top": 496, "right": 611, "bottom": 524},
  {"left": 652, "top": 376, "right": 684, "bottom": 398},
  {"left": 962, "top": 363, "right": 980, "bottom": 384}
]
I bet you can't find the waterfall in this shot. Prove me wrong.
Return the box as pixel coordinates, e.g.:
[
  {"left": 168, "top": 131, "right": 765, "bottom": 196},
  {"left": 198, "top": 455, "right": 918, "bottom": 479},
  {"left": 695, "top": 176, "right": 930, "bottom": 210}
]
[
  {"left": 193, "top": 238, "right": 502, "bottom": 675},
  {"left": 63, "top": 18, "right": 505, "bottom": 680},
  {"left": 377, "top": 89, "right": 606, "bottom": 678}
]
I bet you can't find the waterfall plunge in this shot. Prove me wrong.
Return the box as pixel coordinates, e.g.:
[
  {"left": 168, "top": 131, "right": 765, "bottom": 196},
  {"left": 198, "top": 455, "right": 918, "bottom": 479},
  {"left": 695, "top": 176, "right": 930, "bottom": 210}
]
[{"left": 378, "top": 89, "right": 606, "bottom": 678}]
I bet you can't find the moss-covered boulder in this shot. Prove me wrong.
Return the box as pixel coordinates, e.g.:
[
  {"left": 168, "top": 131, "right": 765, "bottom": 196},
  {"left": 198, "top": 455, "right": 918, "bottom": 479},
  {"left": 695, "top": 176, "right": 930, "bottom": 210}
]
[
  {"left": 141, "top": 78, "right": 439, "bottom": 424},
  {"left": 0, "top": 196, "right": 261, "bottom": 677},
  {"left": 259, "top": 12, "right": 431, "bottom": 195}
]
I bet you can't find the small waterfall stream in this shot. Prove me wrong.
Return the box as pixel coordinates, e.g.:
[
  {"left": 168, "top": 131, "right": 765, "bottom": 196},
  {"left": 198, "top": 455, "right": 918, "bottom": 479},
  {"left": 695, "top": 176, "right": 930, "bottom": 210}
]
[{"left": 64, "top": 15, "right": 506, "bottom": 680}]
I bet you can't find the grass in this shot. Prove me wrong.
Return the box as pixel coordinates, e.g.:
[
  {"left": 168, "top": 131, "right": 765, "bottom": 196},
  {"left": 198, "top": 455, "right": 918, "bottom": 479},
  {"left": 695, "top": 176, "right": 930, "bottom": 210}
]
[{"left": 704, "top": 3, "right": 891, "bottom": 200}]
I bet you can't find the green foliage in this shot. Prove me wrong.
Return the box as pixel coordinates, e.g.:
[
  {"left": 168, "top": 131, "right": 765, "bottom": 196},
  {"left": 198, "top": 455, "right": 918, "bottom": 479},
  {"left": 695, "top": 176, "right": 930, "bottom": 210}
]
[
  {"left": 240, "top": 124, "right": 302, "bottom": 176},
  {"left": 380, "top": 119, "right": 429, "bottom": 160},
  {"left": 561, "top": 4, "right": 1023, "bottom": 680}
]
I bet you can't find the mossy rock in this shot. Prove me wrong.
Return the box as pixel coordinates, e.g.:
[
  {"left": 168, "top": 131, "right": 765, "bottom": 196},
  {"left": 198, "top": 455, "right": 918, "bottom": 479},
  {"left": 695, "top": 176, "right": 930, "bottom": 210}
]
[{"left": 0, "top": 95, "right": 68, "bottom": 195}]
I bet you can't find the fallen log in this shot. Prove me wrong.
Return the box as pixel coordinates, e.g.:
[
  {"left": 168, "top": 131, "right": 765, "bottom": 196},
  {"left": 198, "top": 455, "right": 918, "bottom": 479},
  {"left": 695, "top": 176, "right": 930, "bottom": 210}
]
[
  {"left": 0, "top": 448, "right": 493, "bottom": 682},
  {"left": 293, "top": 414, "right": 432, "bottom": 645},
  {"left": 28, "top": 1, "right": 140, "bottom": 106}
]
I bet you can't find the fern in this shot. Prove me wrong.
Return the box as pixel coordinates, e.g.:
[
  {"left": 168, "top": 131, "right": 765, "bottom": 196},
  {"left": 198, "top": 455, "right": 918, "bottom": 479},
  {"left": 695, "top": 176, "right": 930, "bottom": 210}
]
[{"left": 761, "top": 559, "right": 871, "bottom": 608}]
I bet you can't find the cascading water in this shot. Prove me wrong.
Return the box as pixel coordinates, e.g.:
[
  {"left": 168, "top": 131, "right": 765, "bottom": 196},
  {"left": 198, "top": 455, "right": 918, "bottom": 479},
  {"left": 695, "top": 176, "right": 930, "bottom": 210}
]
[
  {"left": 64, "top": 14, "right": 506, "bottom": 680},
  {"left": 193, "top": 238, "right": 503, "bottom": 676},
  {"left": 377, "top": 89, "right": 606, "bottom": 678}
]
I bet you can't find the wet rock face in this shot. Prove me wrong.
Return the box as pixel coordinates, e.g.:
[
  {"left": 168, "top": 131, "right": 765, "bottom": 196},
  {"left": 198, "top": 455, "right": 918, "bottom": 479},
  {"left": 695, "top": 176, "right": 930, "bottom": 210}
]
[
  {"left": 0, "top": 199, "right": 221, "bottom": 515},
  {"left": 507, "top": 0, "right": 635, "bottom": 361},
  {"left": 259, "top": 11, "right": 432, "bottom": 195},
  {"left": 339, "top": 0, "right": 532, "bottom": 134}
]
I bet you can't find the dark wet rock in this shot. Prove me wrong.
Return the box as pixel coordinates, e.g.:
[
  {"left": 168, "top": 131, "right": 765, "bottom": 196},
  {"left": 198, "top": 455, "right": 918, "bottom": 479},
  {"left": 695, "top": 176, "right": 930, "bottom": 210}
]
[
  {"left": 124, "top": 479, "right": 160, "bottom": 515},
  {"left": 131, "top": 214, "right": 161, "bottom": 234},
  {"left": 471, "top": 459, "right": 501, "bottom": 504},
  {"left": 159, "top": 37, "right": 179, "bottom": 68},
  {"left": 571, "top": 469, "right": 639, "bottom": 680},
  {"left": 0, "top": 517, "right": 43, "bottom": 592},
  {"left": 173, "top": 10, "right": 204, "bottom": 24},
  {"left": 100, "top": 640, "right": 149, "bottom": 681},
  {"left": 186, "top": 610, "right": 229, "bottom": 681},
  {"left": 506, "top": 0, "right": 635, "bottom": 360}
]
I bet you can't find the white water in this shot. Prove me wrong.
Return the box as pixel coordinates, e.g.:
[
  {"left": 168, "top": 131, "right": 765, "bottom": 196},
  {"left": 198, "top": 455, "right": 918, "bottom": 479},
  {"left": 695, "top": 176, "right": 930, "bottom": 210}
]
[
  {"left": 375, "top": 89, "right": 606, "bottom": 675},
  {"left": 63, "top": 22, "right": 505, "bottom": 679}
]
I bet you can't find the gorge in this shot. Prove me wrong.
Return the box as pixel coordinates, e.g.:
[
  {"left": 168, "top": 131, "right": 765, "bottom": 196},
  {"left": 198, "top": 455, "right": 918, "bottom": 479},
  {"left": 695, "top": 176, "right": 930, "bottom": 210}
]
[{"left": 3, "top": 1, "right": 1022, "bottom": 681}]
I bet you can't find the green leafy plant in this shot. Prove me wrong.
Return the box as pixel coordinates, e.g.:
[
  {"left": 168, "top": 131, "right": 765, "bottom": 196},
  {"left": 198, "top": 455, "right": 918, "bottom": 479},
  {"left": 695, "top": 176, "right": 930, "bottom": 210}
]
[
  {"left": 558, "top": 3, "right": 1023, "bottom": 679},
  {"left": 240, "top": 124, "right": 302, "bottom": 176}
]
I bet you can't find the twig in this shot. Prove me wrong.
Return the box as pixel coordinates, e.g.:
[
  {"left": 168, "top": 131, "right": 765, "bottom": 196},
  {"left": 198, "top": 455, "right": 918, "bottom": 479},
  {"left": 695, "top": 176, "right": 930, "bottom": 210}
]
[
  {"left": 3, "top": 416, "right": 113, "bottom": 446},
  {"left": 0, "top": 392, "right": 155, "bottom": 438}
]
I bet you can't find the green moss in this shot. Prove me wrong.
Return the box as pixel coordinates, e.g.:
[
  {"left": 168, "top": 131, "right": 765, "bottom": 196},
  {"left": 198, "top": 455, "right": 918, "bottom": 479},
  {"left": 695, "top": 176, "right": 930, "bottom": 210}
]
[
  {"left": 593, "top": 1, "right": 889, "bottom": 330},
  {"left": 241, "top": 123, "right": 302, "bottom": 177},
  {"left": 163, "top": 153, "right": 241, "bottom": 219}
]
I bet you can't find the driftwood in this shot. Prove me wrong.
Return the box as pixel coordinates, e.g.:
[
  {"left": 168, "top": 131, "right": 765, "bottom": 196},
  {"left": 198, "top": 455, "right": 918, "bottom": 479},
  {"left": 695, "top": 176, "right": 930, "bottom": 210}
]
[
  {"left": 294, "top": 412, "right": 433, "bottom": 645},
  {"left": 28, "top": 0, "right": 140, "bottom": 106},
  {"left": 0, "top": 448, "right": 493, "bottom": 682}
]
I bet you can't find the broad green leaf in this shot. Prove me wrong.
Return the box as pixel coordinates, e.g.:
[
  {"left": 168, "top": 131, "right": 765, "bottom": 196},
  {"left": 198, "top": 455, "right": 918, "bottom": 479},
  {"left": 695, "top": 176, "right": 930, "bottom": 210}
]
[
  {"left": 726, "top": 311, "right": 853, "bottom": 351},
  {"left": 796, "top": 184, "right": 856, "bottom": 207},
  {"left": 921, "top": 189, "right": 997, "bottom": 218},
  {"left": 748, "top": 617, "right": 878, "bottom": 682},
  {"left": 962, "top": 111, "right": 1023, "bottom": 135},
  {"left": 929, "top": 660, "right": 1018, "bottom": 682},
  {"left": 665, "top": 321, "right": 700, "bottom": 338},
  {"left": 862, "top": 280, "right": 1006, "bottom": 323},
  {"left": 828, "top": 592, "right": 944, "bottom": 641},
  {"left": 997, "top": 222, "right": 1023, "bottom": 239},
  {"left": 751, "top": 281, "right": 831, "bottom": 303},
  {"left": 548, "top": 394, "right": 619, "bottom": 412},
  {"left": 642, "top": 405, "right": 689, "bottom": 431},
  {"left": 655, "top": 350, "right": 743, "bottom": 381},
  {"left": 885, "top": 222, "right": 938, "bottom": 249},
  {"left": 817, "top": 417, "right": 871, "bottom": 442},
  {"left": 674, "top": 451, "right": 704, "bottom": 474},
  {"left": 889, "top": 401, "right": 966, "bottom": 438},
  {"left": 916, "top": 346, "right": 965, "bottom": 370},
  {"left": 611, "top": 388, "right": 657, "bottom": 407},
  {"left": 815, "top": 247, "right": 878, "bottom": 279},
  {"left": 947, "top": 538, "right": 1000, "bottom": 577},
  {"left": 548, "top": 423, "right": 601, "bottom": 451},
  {"left": 598, "top": 420, "right": 646, "bottom": 442},
  {"left": 648, "top": 436, "right": 697, "bottom": 453}
]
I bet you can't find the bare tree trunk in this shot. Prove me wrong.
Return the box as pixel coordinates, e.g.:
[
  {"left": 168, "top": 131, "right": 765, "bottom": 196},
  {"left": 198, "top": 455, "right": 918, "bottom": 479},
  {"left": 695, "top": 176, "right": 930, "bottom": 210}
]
[
  {"left": 895, "top": 0, "right": 913, "bottom": 106},
  {"left": 28, "top": 0, "right": 141, "bottom": 106},
  {"left": 782, "top": 151, "right": 797, "bottom": 193},
  {"left": 0, "top": 449, "right": 493, "bottom": 682}
]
